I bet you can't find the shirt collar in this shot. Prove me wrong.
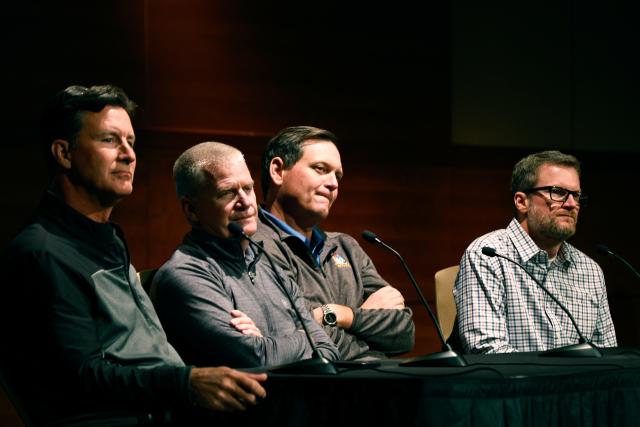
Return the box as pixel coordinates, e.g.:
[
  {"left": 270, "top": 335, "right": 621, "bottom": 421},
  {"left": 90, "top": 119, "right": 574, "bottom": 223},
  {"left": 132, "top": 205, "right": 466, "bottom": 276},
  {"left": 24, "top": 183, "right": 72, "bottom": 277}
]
[
  {"left": 506, "top": 218, "right": 574, "bottom": 267},
  {"left": 261, "top": 208, "right": 326, "bottom": 256},
  {"left": 262, "top": 209, "right": 306, "bottom": 241}
]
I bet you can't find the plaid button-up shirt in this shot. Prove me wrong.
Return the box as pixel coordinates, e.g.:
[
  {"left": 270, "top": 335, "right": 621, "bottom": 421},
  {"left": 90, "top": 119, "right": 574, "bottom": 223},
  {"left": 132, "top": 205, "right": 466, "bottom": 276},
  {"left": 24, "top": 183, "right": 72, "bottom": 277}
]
[{"left": 454, "top": 218, "right": 617, "bottom": 354}]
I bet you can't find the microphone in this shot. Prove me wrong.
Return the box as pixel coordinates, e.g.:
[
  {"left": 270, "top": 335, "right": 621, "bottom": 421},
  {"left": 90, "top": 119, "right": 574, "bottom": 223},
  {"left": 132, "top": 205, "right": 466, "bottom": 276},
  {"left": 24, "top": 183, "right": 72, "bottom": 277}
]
[
  {"left": 481, "top": 246, "right": 601, "bottom": 358},
  {"left": 362, "top": 230, "right": 466, "bottom": 367},
  {"left": 227, "top": 222, "right": 337, "bottom": 374},
  {"left": 596, "top": 244, "right": 640, "bottom": 281}
]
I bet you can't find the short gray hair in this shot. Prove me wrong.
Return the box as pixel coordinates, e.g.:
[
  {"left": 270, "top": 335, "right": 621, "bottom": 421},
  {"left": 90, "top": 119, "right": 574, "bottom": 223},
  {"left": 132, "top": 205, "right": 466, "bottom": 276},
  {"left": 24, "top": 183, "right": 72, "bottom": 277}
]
[{"left": 173, "top": 141, "right": 244, "bottom": 198}]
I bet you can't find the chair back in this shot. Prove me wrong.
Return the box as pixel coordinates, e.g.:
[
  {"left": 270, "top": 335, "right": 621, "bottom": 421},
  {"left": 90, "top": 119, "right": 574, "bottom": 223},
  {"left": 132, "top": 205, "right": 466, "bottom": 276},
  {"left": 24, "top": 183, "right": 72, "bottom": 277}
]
[
  {"left": 137, "top": 269, "right": 158, "bottom": 296},
  {"left": 434, "top": 265, "right": 460, "bottom": 342}
]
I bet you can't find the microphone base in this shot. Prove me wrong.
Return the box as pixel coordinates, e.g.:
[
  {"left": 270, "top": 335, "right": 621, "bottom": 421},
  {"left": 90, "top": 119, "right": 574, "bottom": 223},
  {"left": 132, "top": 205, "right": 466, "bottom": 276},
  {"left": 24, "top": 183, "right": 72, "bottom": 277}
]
[
  {"left": 399, "top": 350, "right": 467, "bottom": 367},
  {"left": 268, "top": 356, "right": 338, "bottom": 375},
  {"left": 539, "top": 342, "right": 602, "bottom": 358}
]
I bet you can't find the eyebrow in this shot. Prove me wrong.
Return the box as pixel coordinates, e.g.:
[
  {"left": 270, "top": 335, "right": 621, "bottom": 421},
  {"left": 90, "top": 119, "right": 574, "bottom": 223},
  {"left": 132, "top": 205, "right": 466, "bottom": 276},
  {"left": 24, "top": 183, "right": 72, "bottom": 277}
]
[
  {"left": 96, "top": 130, "right": 136, "bottom": 143},
  {"left": 314, "top": 161, "right": 343, "bottom": 172},
  {"left": 216, "top": 180, "right": 254, "bottom": 192}
]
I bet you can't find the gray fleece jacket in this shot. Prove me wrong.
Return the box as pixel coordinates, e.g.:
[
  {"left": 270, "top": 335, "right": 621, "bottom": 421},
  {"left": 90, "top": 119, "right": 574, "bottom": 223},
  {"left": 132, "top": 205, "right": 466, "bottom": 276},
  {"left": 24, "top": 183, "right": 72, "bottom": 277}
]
[
  {"left": 152, "top": 228, "right": 339, "bottom": 368},
  {"left": 254, "top": 208, "right": 415, "bottom": 360}
]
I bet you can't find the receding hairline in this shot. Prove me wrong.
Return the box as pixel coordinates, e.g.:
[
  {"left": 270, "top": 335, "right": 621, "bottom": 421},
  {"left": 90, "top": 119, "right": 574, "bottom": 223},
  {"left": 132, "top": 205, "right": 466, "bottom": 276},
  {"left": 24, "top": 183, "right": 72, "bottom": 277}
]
[
  {"left": 175, "top": 141, "right": 243, "bottom": 170},
  {"left": 173, "top": 141, "right": 246, "bottom": 198}
]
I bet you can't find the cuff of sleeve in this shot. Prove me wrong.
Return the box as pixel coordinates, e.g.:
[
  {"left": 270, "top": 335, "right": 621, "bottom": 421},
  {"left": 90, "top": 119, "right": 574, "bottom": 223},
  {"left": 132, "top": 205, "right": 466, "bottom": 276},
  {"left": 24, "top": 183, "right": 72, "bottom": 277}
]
[
  {"left": 349, "top": 307, "right": 362, "bottom": 331},
  {"left": 185, "top": 366, "right": 198, "bottom": 407}
]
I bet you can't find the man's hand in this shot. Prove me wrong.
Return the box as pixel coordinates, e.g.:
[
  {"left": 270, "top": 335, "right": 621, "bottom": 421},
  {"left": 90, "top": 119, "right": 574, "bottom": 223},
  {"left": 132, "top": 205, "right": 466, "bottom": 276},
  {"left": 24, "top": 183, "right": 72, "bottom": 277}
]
[
  {"left": 361, "top": 286, "right": 405, "bottom": 310},
  {"left": 230, "top": 310, "right": 263, "bottom": 337},
  {"left": 190, "top": 367, "right": 267, "bottom": 412}
]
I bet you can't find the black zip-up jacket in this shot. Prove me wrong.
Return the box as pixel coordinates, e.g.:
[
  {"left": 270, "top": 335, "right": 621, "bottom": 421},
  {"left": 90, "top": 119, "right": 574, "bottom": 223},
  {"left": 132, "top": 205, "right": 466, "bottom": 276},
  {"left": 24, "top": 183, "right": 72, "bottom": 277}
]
[{"left": 0, "top": 192, "right": 191, "bottom": 425}]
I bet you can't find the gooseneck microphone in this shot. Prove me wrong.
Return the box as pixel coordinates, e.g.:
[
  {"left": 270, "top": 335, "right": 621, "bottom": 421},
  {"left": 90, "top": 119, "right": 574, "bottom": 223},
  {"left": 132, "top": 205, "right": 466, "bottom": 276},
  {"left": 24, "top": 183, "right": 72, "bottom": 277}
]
[
  {"left": 362, "top": 230, "right": 466, "bottom": 367},
  {"left": 228, "top": 222, "right": 337, "bottom": 374},
  {"left": 596, "top": 244, "right": 640, "bottom": 282},
  {"left": 481, "top": 246, "right": 601, "bottom": 358}
]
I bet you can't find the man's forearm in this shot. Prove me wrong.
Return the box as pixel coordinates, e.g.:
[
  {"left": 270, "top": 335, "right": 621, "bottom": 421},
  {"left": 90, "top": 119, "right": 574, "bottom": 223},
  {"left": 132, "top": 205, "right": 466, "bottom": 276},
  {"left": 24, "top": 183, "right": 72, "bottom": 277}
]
[{"left": 350, "top": 307, "right": 415, "bottom": 352}]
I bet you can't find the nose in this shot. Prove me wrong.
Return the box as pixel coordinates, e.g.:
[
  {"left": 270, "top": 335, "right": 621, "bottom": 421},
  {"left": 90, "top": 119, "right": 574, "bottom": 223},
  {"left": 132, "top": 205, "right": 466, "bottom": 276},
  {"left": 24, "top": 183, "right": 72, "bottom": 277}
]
[
  {"left": 118, "top": 139, "right": 136, "bottom": 164},
  {"left": 325, "top": 172, "right": 339, "bottom": 190},
  {"left": 235, "top": 189, "right": 252, "bottom": 207},
  {"left": 562, "top": 193, "right": 579, "bottom": 209}
]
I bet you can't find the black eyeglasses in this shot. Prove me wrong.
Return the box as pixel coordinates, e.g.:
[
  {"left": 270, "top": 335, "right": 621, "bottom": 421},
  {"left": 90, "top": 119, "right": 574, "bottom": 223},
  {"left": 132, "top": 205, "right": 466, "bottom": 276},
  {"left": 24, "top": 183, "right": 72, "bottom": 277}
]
[{"left": 524, "top": 186, "right": 588, "bottom": 207}]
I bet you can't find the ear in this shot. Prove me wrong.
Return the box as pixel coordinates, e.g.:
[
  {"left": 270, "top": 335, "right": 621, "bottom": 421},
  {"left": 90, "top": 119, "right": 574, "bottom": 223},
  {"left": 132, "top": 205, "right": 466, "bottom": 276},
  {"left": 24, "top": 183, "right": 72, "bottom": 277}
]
[
  {"left": 514, "top": 192, "right": 529, "bottom": 216},
  {"left": 180, "top": 197, "right": 199, "bottom": 224},
  {"left": 51, "top": 139, "right": 72, "bottom": 170},
  {"left": 269, "top": 157, "right": 286, "bottom": 186}
]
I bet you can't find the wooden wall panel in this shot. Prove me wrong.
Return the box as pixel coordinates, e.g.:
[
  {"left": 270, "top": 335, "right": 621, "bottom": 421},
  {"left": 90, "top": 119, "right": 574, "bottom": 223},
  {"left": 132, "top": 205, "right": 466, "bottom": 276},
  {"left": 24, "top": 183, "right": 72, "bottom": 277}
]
[{"left": 138, "top": 1, "right": 450, "bottom": 147}]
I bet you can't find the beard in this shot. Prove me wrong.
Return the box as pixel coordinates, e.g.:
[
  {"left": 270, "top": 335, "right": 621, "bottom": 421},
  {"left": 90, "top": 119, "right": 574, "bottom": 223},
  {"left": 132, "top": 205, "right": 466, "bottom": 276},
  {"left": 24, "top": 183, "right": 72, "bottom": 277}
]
[{"left": 528, "top": 204, "right": 578, "bottom": 242}]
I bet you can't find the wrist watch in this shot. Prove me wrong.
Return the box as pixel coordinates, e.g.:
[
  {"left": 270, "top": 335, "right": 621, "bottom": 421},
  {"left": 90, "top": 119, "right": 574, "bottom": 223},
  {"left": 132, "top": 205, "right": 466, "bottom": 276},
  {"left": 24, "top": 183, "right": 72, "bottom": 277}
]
[{"left": 321, "top": 304, "right": 338, "bottom": 327}]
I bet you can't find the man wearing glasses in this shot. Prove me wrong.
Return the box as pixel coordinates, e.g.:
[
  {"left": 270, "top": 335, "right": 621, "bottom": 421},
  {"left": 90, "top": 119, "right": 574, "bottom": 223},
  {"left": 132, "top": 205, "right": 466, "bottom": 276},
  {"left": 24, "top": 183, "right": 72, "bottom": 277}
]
[{"left": 453, "top": 150, "right": 617, "bottom": 354}]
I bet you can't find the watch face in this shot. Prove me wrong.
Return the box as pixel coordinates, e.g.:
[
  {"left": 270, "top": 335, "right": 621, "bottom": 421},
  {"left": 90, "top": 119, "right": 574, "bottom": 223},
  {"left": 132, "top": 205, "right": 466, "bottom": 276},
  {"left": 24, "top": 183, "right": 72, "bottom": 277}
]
[{"left": 324, "top": 312, "right": 337, "bottom": 326}]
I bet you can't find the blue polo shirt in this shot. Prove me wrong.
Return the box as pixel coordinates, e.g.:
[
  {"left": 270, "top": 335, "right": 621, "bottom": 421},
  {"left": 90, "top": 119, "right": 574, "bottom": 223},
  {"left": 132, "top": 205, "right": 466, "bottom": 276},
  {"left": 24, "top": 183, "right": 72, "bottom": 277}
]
[{"left": 261, "top": 209, "right": 325, "bottom": 266}]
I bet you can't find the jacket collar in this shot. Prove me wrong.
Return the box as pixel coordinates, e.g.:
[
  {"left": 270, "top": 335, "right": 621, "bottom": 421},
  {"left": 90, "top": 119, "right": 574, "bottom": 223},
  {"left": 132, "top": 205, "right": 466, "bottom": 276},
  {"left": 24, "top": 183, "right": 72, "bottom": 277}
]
[
  {"left": 186, "top": 227, "right": 247, "bottom": 260},
  {"left": 258, "top": 206, "right": 328, "bottom": 244},
  {"left": 258, "top": 207, "right": 330, "bottom": 267},
  {"left": 40, "top": 190, "right": 125, "bottom": 247}
]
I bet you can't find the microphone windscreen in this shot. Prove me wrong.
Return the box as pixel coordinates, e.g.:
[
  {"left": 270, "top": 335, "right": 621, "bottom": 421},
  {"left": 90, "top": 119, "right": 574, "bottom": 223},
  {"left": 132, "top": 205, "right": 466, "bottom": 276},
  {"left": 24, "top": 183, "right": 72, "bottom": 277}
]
[
  {"left": 481, "top": 246, "right": 497, "bottom": 257},
  {"left": 595, "top": 244, "right": 612, "bottom": 256},
  {"left": 361, "top": 230, "right": 378, "bottom": 243},
  {"left": 227, "top": 222, "right": 244, "bottom": 237}
]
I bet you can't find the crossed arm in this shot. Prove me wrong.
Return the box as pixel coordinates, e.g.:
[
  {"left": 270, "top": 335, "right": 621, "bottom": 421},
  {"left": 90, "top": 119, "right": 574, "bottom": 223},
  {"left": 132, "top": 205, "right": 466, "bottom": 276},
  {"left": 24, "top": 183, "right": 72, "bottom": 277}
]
[
  {"left": 312, "top": 285, "right": 406, "bottom": 328},
  {"left": 153, "top": 259, "right": 338, "bottom": 368},
  {"left": 313, "top": 250, "right": 415, "bottom": 356}
]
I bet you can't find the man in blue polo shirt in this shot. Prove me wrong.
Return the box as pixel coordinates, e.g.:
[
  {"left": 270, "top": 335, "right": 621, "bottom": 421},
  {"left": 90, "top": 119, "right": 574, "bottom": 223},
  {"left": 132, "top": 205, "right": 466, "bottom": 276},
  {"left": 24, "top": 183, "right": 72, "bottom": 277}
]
[{"left": 254, "top": 126, "right": 415, "bottom": 361}]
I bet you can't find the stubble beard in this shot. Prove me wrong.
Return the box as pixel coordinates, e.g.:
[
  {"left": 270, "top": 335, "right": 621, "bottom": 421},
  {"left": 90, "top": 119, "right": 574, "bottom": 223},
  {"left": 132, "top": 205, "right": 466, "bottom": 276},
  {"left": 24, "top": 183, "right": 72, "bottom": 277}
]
[{"left": 529, "top": 205, "right": 578, "bottom": 243}]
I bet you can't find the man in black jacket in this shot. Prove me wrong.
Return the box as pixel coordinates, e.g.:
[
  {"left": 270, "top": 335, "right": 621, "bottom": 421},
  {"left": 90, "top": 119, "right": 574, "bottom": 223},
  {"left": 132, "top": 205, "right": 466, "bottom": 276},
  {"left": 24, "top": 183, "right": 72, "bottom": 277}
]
[{"left": 0, "top": 85, "right": 266, "bottom": 426}]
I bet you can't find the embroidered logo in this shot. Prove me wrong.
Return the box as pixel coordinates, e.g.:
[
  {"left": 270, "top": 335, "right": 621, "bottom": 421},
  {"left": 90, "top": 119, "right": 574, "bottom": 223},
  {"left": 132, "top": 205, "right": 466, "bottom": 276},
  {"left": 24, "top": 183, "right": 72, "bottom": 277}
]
[{"left": 332, "top": 253, "right": 351, "bottom": 268}]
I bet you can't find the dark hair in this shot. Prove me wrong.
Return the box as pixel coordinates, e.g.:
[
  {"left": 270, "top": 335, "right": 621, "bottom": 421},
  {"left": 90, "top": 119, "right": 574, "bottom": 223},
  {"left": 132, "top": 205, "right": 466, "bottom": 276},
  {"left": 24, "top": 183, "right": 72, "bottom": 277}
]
[
  {"left": 40, "top": 84, "right": 137, "bottom": 174},
  {"left": 260, "top": 125, "right": 338, "bottom": 197},
  {"left": 511, "top": 150, "right": 582, "bottom": 196}
]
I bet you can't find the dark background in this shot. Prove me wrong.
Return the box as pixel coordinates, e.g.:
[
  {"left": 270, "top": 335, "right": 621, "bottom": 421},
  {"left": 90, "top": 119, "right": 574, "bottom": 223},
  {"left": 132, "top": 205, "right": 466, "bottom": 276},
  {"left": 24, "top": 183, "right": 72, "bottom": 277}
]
[{"left": 2, "top": 2, "right": 639, "bottom": 425}]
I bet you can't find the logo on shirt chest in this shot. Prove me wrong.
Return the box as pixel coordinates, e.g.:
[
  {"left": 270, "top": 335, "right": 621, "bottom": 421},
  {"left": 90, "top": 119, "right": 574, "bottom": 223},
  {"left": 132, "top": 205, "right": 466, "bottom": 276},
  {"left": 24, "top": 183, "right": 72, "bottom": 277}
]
[{"left": 331, "top": 253, "right": 351, "bottom": 268}]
